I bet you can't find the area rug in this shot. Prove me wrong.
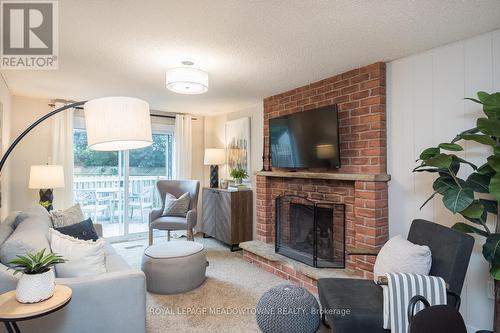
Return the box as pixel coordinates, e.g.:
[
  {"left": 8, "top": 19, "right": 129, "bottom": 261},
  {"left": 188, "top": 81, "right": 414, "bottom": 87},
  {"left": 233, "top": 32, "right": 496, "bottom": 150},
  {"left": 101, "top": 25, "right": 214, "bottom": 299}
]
[{"left": 113, "top": 235, "right": 329, "bottom": 333}]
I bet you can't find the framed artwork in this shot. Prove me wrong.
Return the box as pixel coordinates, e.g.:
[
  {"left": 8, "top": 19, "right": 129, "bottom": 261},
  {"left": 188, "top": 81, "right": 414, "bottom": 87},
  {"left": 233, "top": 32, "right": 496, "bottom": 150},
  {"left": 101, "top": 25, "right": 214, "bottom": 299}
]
[{"left": 225, "top": 117, "right": 251, "bottom": 179}]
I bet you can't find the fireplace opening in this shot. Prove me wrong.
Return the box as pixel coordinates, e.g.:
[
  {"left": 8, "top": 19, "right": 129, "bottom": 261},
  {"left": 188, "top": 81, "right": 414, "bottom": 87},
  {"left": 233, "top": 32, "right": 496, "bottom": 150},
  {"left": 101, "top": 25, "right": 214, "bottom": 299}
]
[{"left": 275, "top": 195, "right": 345, "bottom": 268}]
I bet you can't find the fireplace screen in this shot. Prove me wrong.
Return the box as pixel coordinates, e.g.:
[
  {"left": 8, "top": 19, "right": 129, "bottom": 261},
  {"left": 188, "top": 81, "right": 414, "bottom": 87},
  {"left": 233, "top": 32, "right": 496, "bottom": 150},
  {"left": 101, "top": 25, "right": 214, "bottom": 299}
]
[{"left": 275, "top": 195, "right": 345, "bottom": 268}]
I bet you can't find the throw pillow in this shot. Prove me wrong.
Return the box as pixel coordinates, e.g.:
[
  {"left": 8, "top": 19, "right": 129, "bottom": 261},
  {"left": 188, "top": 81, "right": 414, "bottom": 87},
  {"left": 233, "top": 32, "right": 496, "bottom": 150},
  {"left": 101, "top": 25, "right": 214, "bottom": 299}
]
[
  {"left": 0, "top": 208, "right": 52, "bottom": 265},
  {"left": 49, "top": 229, "right": 106, "bottom": 278},
  {"left": 162, "top": 192, "right": 190, "bottom": 217},
  {"left": 51, "top": 204, "right": 85, "bottom": 228},
  {"left": 373, "top": 235, "right": 432, "bottom": 282},
  {"left": 55, "top": 218, "right": 99, "bottom": 241},
  {"left": 0, "top": 211, "right": 20, "bottom": 247}
]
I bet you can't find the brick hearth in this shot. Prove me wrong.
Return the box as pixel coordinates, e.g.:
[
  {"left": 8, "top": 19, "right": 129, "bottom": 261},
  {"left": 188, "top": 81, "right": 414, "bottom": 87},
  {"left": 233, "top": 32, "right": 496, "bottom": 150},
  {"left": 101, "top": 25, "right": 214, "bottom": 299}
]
[{"left": 250, "top": 62, "right": 389, "bottom": 281}]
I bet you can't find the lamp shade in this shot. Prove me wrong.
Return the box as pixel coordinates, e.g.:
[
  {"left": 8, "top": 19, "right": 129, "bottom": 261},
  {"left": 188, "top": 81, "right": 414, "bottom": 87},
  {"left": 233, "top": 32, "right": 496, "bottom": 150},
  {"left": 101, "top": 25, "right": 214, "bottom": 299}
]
[
  {"left": 204, "top": 148, "right": 226, "bottom": 165},
  {"left": 166, "top": 67, "right": 209, "bottom": 94},
  {"left": 84, "top": 97, "right": 153, "bottom": 151},
  {"left": 29, "top": 165, "right": 64, "bottom": 189}
]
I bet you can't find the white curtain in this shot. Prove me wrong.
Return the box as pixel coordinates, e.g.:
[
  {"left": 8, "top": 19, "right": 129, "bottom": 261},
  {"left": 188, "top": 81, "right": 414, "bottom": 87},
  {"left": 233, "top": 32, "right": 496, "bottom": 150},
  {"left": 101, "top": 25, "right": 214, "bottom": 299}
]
[
  {"left": 174, "top": 114, "right": 192, "bottom": 179},
  {"left": 51, "top": 102, "right": 74, "bottom": 209}
]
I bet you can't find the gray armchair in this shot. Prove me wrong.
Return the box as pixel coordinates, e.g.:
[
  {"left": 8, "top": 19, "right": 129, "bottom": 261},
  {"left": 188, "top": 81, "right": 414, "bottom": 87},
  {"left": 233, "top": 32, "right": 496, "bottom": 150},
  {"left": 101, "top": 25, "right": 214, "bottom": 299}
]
[{"left": 148, "top": 180, "right": 200, "bottom": 245}]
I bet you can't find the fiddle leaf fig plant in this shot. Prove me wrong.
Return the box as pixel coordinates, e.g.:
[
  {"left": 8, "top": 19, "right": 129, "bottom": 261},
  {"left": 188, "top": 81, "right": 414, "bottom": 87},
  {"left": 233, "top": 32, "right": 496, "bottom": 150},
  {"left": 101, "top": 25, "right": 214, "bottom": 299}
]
[{"left": 414, "top": 91, "right": 500, "bottom": 280}]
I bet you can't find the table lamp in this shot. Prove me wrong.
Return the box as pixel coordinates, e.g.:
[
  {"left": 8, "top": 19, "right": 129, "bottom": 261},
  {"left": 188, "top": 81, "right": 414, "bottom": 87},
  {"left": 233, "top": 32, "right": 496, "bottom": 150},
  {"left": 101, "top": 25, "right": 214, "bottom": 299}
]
[
  {"left": 204, "top": 148, "right": 226, "bottom": 188},
  {"left": 29, "top": 165, "right": 65, "bottom": 211}
]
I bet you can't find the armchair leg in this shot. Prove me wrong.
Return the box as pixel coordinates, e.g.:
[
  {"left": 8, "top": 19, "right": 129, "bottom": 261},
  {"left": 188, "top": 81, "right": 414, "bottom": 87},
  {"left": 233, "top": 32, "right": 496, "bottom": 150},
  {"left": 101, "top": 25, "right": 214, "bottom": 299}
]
[
  {"left": 149, "top": 228, "right": 153, "bottom": 246},
  {"left": 167, "top": 230, "right": 171, "bottom": 241},
  {"left": 187, "top": 228, "right": 194, "bottom": 241}
]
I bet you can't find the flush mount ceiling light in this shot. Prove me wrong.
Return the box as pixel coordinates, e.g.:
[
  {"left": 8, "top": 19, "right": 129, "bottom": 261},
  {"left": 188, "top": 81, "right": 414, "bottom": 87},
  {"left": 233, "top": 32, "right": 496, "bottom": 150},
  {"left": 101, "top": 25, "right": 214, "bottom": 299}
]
[{"left": 166, "top": 61, "right": 209, "bottom": 94}]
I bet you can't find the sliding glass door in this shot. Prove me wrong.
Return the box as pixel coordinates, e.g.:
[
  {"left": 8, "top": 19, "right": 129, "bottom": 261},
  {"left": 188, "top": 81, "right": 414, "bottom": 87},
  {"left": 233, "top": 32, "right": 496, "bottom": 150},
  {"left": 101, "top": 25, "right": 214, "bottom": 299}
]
[{"left": 73, "top": 115, "right": 174, "bottom": 240}]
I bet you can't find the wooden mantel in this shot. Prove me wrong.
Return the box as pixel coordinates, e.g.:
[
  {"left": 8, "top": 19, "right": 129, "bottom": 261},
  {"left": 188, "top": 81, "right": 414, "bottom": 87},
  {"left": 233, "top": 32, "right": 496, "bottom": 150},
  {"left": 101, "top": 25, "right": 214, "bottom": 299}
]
[{"left": 255, "top": 170, "right": 391, "bottom": 182}]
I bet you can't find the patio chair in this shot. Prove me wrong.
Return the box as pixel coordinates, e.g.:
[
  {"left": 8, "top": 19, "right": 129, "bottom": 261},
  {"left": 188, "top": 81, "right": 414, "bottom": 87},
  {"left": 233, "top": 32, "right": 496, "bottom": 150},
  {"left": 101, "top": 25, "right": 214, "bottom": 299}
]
[
  {"left": 129, "top": 186, "right": 154, "bottom": 222},
  {"left": 74, "top": 189, "right": 113, "bottom": 223},
  {"left": 317, "top": 219, "right": 474, "bottom": 333},
  {"left": 148, "top": 180, "right": 200, "bottom": 244}
]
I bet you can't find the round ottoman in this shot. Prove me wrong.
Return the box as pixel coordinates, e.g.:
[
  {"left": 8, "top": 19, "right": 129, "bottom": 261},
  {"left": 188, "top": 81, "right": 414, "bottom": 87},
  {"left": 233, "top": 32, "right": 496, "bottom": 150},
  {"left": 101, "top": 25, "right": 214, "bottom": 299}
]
[
  {"left": 141, "top": 241, "right": 207, "bottom": 294},
  {"left": 256, "top": 284, "right": 320, "bottom": 333}
]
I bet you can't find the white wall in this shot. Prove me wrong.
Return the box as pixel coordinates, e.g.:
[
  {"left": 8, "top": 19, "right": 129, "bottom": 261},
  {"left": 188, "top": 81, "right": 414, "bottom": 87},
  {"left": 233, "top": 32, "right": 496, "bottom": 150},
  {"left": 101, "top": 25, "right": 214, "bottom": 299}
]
[
  {"left": 9, "top": 96, "right": 52, "bottom": 211},
  {"left": 0, "top": 75, "right": 12, "bottom": 219},
  {"left": 204, "top": 102, "right": 264, "bottom": 238},
  {"left": 387, "top": 29, "right": 500, "bottom": 331}
]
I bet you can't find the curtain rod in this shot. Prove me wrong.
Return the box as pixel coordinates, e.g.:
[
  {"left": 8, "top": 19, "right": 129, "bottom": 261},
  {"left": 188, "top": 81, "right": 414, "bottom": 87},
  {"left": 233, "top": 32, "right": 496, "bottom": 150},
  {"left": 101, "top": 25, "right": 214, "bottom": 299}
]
[{"left": 47, "top": 103, "right": 197, "bottom": 120}]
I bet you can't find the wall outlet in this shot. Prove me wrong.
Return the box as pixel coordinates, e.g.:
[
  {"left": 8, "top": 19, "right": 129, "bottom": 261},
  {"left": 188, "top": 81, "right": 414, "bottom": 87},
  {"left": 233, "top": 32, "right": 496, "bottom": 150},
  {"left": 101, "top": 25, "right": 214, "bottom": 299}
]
[{"left": 487, "top": 281, "right": 495, "bottom": 300}]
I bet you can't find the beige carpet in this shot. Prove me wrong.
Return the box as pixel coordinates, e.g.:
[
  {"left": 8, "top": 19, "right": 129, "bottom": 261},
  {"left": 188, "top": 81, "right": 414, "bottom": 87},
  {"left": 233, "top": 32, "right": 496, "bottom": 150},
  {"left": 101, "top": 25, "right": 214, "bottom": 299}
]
[{"left": 113, "top": 235, "right": 329, "bottom": 333}]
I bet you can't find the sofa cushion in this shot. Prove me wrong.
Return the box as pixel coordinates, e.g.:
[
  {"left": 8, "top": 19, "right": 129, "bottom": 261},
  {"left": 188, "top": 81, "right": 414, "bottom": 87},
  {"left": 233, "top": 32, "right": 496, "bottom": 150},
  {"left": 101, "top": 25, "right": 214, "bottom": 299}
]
[
  {"left": 49, "top": 229, "right": 106, "bottom": 278},
  {"left": 150, "top": 216, "right": 187, "bottom": 230},
  {"left": 0, "top": 206, "right": 52, "bottom": 265},
  {"left": 162, "top": 192, "right": 190, "bottom": 217},
  {"left": 55, "top": 218, "right": 99, "bottom": 241},
  {"left": 51, "top": 204, "right": 85, "bottom": 228},
  {"left": 0, "top": 211, "right": 20, "bottom": 247}
]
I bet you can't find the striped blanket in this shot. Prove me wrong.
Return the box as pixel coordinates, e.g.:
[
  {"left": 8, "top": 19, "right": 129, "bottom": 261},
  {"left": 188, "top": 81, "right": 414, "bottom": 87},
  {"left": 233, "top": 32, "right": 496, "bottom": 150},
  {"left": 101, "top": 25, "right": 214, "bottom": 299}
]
[{"left": 384, "top": 272, "right": 447, "bottom": 333}]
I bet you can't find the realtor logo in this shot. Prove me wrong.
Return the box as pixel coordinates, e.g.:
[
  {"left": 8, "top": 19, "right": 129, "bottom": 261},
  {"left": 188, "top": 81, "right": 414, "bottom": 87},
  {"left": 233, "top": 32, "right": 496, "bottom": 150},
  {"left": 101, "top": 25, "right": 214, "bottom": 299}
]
[{"left": 1, "top": 0, "right": 58, "bottom": 69}]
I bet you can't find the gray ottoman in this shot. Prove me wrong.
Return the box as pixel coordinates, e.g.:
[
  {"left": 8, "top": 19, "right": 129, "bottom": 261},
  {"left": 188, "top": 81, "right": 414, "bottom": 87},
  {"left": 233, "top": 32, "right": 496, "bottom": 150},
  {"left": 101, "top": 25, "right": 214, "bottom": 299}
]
[
  {"left": 141, "top": 241, "right": 207, "bottom": 294},
  {"left": 256, "top": 284, "right": 320, "bottom": 333}
]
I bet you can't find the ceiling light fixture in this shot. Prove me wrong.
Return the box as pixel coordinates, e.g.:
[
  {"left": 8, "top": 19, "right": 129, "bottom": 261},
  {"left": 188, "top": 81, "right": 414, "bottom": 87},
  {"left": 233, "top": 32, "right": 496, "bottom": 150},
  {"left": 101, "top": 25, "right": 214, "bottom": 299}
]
[{"left": 166, "top": 61, "right": 209, "bottom": 94}]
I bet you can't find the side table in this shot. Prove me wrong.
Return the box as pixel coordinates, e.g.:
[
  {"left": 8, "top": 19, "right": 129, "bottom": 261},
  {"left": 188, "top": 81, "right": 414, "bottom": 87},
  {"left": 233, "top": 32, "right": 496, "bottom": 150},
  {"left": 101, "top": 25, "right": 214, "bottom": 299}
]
[{"left": 0, "top": 285, "right": 72, "bottom": 333}]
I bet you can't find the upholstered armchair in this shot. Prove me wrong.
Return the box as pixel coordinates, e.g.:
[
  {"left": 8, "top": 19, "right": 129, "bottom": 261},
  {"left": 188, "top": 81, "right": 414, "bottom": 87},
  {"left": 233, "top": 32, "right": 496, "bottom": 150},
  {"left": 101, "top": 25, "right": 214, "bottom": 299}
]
[{"left": 148, "top": 180, "right": 200, "bottom": 245}]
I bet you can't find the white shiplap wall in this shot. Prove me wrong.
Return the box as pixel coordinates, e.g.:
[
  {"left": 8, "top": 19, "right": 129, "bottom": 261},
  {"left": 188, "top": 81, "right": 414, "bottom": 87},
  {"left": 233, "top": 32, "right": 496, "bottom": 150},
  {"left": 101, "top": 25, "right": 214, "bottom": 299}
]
[{"left": 387, "top": 29, "right": 500, "bottom": 331}]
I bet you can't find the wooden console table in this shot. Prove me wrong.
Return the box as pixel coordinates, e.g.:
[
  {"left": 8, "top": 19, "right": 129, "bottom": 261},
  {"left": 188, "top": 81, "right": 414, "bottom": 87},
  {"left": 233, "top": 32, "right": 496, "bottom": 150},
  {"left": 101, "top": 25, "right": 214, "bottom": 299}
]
[{"left": 201, "top": 187, "right": 253, "bottom": 251}]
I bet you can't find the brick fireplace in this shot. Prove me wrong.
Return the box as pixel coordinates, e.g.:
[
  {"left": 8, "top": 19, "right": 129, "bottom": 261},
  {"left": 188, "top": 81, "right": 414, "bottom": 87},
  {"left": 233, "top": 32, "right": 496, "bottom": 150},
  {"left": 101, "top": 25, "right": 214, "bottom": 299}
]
[{"left": 242, "top": 62, "right": 389, "bottom": 290}]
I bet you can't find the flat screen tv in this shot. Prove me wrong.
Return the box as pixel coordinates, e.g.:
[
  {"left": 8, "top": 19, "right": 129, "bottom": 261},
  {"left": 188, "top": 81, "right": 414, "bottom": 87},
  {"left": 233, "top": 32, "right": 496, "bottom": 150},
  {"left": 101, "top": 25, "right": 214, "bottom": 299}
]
[{"left": 269, "top": 105, "right": 340, "bottom": 169}]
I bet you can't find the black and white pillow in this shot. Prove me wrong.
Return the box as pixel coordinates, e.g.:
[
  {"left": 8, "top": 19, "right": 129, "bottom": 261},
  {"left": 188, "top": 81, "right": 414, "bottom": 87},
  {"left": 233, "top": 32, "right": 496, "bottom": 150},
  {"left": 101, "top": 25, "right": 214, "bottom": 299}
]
[{"left": 162, "top": 192, "right": 191, "bottom": 217}]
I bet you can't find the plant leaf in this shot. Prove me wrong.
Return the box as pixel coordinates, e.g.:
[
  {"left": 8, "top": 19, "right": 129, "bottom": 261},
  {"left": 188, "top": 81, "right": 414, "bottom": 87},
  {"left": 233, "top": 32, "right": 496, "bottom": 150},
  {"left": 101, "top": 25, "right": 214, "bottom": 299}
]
[
  {"left": 477, "top": 118, "right": 500, "bottom": 136},
  {"left": 489, "top": 172, "right": 500, "bottom": 202},
  {"left": 458, "top": 134, "right": 496, "bottom": 146},
  {"left": 452, "top": 222, "right": 488, "bottom": 237},
  {"left": 466, "top": 173, "right": 491, "bottom": 193},
  {"left": 442, "top": 187, "right": 474, "bottom": 214},
  {"left": 452, "top": 127, "right": 479, "bottom": 143},
  {"left": 438, "top": 143, "right": 463, "bottom": 151},
  {"left": 490, "top": 265, "right": 500, "bottom": 280},
  {"left": 477, "top": 91, "right": 490, "bottom": 103},
  {"left": 480, "top": 199, "right": 498, "bottom": 215},
  {"left": 488, "top": 156, "right": 500, "bottom": 173},
  {"left": 460, "top": 201, "right": 485, "bottom": 219},
  {"left": 419, "top": 147, "right": 440, "bottom": 160},
  {"left": 433, "top": 176, "right": 457, "bottom": 195},
  {"left": 482, "top": 92, "right": 500, "bottom": 118},
  {"left": 478, "top": 163, "right": 496, "bottom": 176},
  {"left": 425, "top": 154, "right": 453, "bottom": 169},
  {"left": 483, "top": 233, "right": 500, "bottom": 266}
]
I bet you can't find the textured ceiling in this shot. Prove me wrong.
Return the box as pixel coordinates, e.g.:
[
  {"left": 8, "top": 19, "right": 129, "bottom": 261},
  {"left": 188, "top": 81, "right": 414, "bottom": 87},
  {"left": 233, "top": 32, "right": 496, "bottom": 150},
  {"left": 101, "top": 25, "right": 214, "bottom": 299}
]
[{"left": 3, "top": 0, "right": 500, "bottom": 115}]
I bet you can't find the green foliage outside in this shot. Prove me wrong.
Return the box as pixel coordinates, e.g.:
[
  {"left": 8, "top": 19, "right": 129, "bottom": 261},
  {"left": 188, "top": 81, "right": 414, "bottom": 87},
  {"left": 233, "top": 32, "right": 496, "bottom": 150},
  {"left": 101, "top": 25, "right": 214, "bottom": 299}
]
[
  {"left": 74, "top": 129, "right": 172, "bottom": 176},
  {"left": 414, "top": 91, "right": 500, "bottom": 280}
]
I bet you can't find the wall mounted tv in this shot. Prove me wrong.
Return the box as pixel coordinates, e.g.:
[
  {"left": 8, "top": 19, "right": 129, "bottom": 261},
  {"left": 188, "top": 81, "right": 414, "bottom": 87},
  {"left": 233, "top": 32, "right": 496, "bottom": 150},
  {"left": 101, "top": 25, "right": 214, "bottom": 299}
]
[{"left": 269, "top": 105, "right": 340, "bottom": 169}]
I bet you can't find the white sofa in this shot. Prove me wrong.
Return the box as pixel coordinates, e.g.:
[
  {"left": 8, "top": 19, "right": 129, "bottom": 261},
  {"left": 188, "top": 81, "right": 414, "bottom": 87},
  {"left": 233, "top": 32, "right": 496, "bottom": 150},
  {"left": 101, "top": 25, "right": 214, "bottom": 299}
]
[{"left": 0, "top": 206, "right": 146, "bottom": 333}]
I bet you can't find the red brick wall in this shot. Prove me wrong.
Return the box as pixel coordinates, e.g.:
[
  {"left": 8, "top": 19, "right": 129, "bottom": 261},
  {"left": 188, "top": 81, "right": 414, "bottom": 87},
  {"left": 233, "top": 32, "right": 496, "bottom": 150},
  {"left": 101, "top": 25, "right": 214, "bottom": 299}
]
[{"left": 256, "top": 62, "right": 389, "bottom": 278}]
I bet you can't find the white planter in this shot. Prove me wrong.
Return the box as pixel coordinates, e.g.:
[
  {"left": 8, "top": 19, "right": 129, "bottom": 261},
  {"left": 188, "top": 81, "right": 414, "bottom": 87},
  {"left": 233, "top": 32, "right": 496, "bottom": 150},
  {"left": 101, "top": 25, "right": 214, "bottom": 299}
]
[{"left": 16, "top": 269, "right": 55, "bottom": 303}]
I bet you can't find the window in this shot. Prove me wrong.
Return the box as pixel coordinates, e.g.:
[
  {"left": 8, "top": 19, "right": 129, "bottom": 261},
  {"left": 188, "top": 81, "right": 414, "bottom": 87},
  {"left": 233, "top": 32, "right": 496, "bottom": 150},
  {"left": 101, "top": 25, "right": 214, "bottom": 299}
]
[{"left": 73, "top": 114, "right": 174, "bottom": 239}]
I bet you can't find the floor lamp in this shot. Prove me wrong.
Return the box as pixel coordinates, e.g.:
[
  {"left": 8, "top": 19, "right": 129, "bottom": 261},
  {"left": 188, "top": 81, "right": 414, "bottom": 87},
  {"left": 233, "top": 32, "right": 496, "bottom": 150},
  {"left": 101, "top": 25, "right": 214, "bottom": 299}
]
[{"left": 0, "top": 97, "right": 153, "bottom": 204}]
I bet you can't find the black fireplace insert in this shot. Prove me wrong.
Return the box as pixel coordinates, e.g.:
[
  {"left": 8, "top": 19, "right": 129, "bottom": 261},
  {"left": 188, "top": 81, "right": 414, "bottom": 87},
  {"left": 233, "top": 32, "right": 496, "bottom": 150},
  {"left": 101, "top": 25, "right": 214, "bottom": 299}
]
[{"left": 275, "top": 195, "right": 345, "bottom": 268}]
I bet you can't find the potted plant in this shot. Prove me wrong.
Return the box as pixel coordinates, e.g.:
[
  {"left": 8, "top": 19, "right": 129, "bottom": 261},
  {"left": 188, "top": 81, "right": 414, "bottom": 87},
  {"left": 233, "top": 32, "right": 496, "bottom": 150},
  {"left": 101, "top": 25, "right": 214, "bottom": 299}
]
[
  {"left": 414, "top": 91, "right": 500, "bottom": 332},
  {"left": 230, "top": 167, "right": 248, "bottom": 185},
  {"left": 8, "top": 249, "right": 66, "bottom": 303}
]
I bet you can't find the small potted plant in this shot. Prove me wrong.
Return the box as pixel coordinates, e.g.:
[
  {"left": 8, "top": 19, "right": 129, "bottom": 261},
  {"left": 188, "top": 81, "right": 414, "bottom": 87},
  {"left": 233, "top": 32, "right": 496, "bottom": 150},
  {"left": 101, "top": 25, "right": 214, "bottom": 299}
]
[
  {"left": 8, "top": 249, "right": 66, "bottom": 303},
  {"left": 230, "top": 167, "right": 248, "bottom": 185}
]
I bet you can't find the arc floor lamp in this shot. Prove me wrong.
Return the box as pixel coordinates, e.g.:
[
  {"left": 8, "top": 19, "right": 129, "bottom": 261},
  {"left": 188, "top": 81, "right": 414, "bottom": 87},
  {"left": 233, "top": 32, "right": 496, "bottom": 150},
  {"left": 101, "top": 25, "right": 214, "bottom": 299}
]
[{"left": 0, "top": 97, "right": 153, "bottom": 208}]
